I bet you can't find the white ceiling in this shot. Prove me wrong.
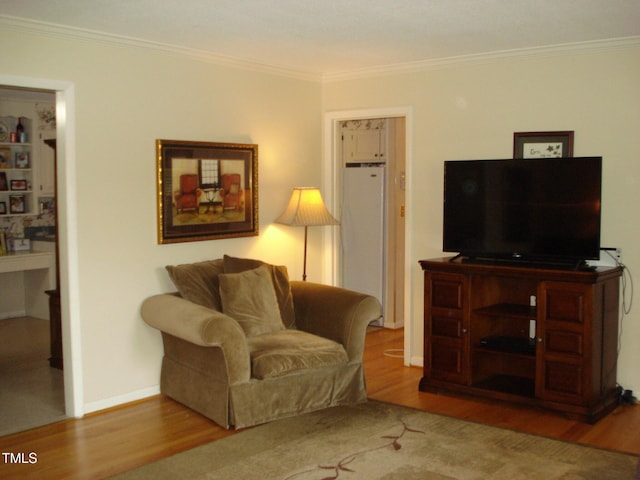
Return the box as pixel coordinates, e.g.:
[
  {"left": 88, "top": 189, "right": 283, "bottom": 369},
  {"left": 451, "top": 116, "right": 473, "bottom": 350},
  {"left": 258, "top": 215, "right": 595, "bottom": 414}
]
[{"left": 1, "top": 0, "right": 639, "bottom": 78}]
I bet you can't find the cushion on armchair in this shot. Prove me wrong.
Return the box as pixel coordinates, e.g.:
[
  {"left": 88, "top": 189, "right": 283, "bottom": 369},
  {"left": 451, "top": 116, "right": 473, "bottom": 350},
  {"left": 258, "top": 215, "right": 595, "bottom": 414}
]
[
  {"left": 165, "top": 259, "right": 224, "bottom": 310},
  {"left": 223, "top": 255, "right": 296, "bottom": 329},
  {"left": 247, "top": 330, "right": 348, "bottom": 379},
  {"left": 217, "top": 263, "right": 349, "bottom": 379},
  {"left": 164, "top": 255, "right": 296, "bottom": 330},
  {"left": 218, "top": 264, "right": 285, "bottom": 337}
]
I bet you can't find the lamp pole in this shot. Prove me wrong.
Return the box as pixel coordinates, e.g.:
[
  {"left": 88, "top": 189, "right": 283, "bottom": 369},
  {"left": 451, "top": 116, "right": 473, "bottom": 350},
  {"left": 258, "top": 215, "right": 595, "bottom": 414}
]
[{"left": 303, "top": 225, "right": 308, "bottom": 281}]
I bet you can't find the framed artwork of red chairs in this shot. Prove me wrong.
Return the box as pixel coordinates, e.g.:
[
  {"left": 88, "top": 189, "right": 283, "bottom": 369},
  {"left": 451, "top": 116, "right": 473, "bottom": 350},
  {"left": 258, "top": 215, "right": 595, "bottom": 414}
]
[{"left": 156, "top": 139, "right": 258, "bottom": 244}]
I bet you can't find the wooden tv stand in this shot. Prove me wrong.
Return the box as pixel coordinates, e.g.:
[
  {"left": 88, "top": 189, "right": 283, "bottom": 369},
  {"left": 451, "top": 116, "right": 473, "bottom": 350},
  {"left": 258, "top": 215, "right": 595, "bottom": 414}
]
[{"left": 418, "top": 257, "right": 622, "bottom": 423}]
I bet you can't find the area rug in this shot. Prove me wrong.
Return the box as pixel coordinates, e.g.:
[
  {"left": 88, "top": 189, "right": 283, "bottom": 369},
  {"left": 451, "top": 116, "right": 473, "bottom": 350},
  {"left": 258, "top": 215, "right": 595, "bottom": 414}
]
[{"left": 111, "top": 401, "right": 638, "bottom": 480}]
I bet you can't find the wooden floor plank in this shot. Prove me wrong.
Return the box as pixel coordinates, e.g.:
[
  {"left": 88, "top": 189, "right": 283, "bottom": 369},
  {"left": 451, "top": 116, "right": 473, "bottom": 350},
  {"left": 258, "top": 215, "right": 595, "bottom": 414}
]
[{"left": 0, "top": 327, "right": 637, "bottom": 480}]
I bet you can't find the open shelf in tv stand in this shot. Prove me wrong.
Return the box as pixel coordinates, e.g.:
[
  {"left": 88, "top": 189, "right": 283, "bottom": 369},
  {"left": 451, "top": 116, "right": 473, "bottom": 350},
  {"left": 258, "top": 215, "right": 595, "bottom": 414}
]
[{"left": 418, "top": 257, "right": 622, "bottom": 423}]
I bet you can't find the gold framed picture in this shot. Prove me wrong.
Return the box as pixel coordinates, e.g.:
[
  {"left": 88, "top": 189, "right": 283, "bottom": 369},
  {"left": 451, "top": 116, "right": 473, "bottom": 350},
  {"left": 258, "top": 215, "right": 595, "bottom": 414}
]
[{"left": 156, "top": 139, "right": 259, "bottom": 244}]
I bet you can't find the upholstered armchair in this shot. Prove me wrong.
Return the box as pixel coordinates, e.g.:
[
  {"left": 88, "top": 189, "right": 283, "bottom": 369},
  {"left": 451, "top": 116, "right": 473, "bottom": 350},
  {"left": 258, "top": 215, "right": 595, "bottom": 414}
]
[
  {"left": 174, "top": 174, "right": 201, "bottom": 213},
  {"left": 141, "top": 256, "right": 382, "bottom": 429},
  {"left": 219, "top": 173, "right": 243, "bottom": 210}
]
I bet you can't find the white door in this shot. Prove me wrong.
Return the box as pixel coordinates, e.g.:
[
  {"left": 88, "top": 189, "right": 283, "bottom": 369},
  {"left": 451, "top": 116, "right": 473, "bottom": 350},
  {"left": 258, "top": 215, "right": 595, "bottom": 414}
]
[{"left": 36, "top": 128, "right": 56, "bottom": 196}]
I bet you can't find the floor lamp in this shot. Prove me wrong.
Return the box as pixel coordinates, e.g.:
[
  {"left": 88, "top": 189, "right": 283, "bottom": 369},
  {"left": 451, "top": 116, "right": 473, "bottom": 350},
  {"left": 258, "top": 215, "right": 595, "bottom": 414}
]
[{"left": 275, "top": 187, "right": 339, "bottom": 281}]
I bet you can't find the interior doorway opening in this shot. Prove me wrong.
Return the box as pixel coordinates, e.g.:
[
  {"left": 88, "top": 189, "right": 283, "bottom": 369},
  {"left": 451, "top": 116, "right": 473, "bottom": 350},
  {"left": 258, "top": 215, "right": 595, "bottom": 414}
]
[
  {"left": 338, "top": 117, "right": 406, "bottom": 329},
  {"left": 323, "top": 106, "right": 413, "bottom": 365},
  {"left": 0, "top": 74, "right": 82, "bottom": 427},
  {"left": 0, "top": 85, "right": 63, "bottom": 435}
]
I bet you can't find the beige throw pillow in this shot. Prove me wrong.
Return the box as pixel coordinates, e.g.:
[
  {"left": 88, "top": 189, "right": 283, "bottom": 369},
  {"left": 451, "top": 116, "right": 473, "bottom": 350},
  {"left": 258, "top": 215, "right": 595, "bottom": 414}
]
[
  {"left": 165, "top": 259, "right": 224, "bottom": 310},
  {"left": 218, "top": 264, "right": 285, "bottom": 337},
  {"left": 223, "top": 255, "right": 296, "bottom": 329}
]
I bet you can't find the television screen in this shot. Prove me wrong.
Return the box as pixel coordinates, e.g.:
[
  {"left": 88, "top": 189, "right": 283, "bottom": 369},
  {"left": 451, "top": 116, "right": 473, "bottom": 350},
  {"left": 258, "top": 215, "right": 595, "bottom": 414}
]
[{"left": 443, "top": 157, "right": 602, "bottom": 264}]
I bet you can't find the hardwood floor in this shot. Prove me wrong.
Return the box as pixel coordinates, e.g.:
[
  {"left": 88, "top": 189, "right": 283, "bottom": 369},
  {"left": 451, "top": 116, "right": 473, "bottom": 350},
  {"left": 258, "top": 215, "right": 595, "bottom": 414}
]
[{"left": 1, "top": 327, "right": 638, "bottom": 479}]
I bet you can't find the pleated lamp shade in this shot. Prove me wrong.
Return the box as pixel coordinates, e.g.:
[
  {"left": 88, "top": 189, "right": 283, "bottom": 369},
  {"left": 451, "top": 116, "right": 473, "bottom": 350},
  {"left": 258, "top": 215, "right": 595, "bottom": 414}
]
[
  {"left": 275, "top": 187, "right": 339, "bottom": 281},
  {"left": 275, "top": 187, "right": 339, "bottom": 227}
]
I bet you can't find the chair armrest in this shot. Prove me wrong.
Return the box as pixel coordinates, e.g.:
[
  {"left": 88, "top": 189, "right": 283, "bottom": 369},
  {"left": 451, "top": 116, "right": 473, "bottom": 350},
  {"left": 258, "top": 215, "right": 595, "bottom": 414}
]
[
  {"left": 141, "top": 293, "right": 250, "bottom": 383},
  {"left": 291, "top": 281, "right": 382, "bottom": 362}
]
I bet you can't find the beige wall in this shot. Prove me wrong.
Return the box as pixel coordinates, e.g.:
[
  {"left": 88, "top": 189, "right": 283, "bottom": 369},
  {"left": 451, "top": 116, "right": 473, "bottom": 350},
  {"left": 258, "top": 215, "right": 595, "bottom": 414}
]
[
  {"left": 323, "top": 46, "right": 640, "bottom": 393},
  {"left": 0, "top": 27, "right": 323, "bottom": 412}
]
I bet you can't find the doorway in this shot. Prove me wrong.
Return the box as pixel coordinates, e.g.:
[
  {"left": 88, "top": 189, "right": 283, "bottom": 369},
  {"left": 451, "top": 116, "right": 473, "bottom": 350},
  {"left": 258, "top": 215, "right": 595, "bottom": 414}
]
[
  {"left": 0, "top": 74, "right": 82, "bottom": 424},
  {"left": 0, "top": 86, "right": 64, "bottom": 435},
  {"left": 323, "top": 107, "right": 413, "bottom": 365}
]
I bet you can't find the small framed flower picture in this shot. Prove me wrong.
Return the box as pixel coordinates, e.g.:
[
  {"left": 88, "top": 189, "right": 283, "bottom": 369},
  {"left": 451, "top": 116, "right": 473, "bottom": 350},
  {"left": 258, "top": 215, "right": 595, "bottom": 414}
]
[{"left": 513, "top": 131, "right": 574, "bottom": 159}]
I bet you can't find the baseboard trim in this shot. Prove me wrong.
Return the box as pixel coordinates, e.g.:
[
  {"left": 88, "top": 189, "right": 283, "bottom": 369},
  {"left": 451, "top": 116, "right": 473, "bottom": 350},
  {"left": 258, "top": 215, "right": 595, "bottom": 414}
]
[
  {"left": 411, "top": 356, "right": 424, "bottom": 368},
  {"left": 0, "top": 310, "right": 27, "bottom": 320},
  {"left": 83, "top": 385, "right": 160, "bottom": 415},
  {"left": 383, "top": 320, "right": 404, "bottom": 330}
]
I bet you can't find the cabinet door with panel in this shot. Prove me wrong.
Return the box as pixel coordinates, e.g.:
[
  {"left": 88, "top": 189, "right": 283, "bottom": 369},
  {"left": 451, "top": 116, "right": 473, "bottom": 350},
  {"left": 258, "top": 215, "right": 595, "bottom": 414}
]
[
  {"left": 536, "top": 281, "right": 592, "bottom": 405},
  {"left": 36, "top": 129, "right": 56, "bottom": 196},
  {"left": 341, "top": 121, "right": 387, "bottom": 163},
  {"left": 422, "top": 272, "right": 469, "bottom": 385}
]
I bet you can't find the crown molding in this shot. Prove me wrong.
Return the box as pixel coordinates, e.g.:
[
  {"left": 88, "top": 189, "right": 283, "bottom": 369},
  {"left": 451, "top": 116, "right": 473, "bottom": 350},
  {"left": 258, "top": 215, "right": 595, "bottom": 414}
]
[
  {"left": 0, "top": 15, "right": 323, "bottom": 83},
  {"left": 322, "top": 36, "right": 640, "bottom": 83},
  {"left": 2, "top": 15, "right": 638, "bottom": 85}
]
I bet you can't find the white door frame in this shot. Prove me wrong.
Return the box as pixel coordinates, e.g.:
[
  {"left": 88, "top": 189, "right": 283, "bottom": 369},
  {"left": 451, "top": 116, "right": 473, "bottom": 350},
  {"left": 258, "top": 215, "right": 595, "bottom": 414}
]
[
  {"left": 322, "top": 106, "right": 413, "bottom": 366},
  {"left": 0, "top": 74, "right": 83, "bottom": 417}
]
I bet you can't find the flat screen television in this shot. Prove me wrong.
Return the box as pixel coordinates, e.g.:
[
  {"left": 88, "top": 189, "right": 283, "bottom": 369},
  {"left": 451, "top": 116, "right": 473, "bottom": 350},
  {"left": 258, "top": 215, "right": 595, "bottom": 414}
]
[{"left": 443, "top": 157, "right": 602, "bottom": 267}]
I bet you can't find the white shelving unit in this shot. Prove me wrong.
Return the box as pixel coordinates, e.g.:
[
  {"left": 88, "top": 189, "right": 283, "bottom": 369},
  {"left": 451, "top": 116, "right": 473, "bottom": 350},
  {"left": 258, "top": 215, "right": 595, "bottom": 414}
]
[{"left": 0, "top": 114, "right": 34, "bottom": 216}]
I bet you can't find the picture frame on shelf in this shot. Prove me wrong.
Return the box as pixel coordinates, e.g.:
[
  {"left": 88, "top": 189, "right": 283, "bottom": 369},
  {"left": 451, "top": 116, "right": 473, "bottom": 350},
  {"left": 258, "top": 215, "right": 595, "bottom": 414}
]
[
  {"left": 0, "top": 201, "right": 6, "bottom": 215},
  {"left": 10, "top": 179, "right": 27, "bottom": 191},
  {"left": 9, "top": 195, "right": 26, "bottom": 214},
  {"left": 14, "top": 151, "right": 30, "bottom": 168},
  {"left": 513, "top": 131, "right": 574, "bottom": 158},
  {"left": 12, "top": 238, "right": 31, "bottom": 252},
  {"left": 0, "top": 121, "right": 9, "bottom": 143},
  {"left": 0, "top": 148, "right": 10, "bottom": 168},
  {"left": 156, "top": 139, "right": 259, "bottom": 244},
  {"left": 0, "top": 172, "right": 7, "bottom": 191}
]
